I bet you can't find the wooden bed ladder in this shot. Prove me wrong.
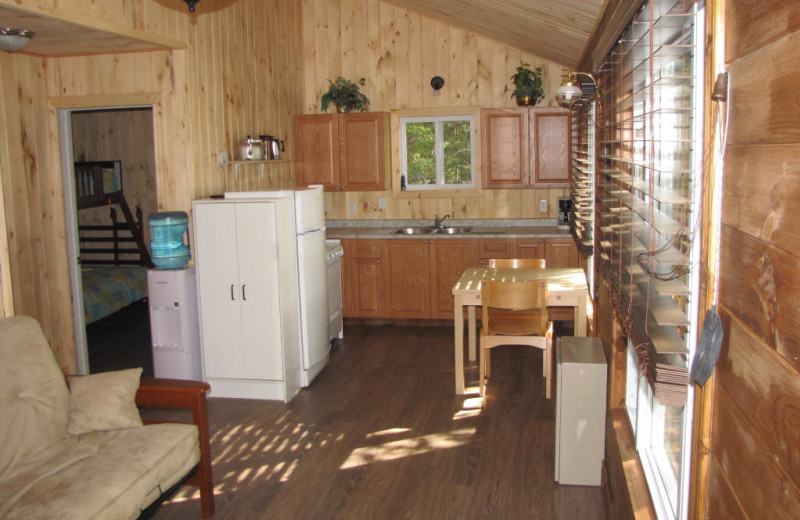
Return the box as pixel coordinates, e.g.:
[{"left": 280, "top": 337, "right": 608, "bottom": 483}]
[{"left": 79, "top": 202, "right": 152, "bottom": 267}]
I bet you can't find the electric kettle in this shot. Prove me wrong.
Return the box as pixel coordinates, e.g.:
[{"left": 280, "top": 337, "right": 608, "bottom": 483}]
[{"left": 236, "top": 136, "right": 265, "bottom": 160}]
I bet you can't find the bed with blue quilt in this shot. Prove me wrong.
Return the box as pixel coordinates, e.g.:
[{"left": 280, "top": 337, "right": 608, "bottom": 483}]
[
  {"left": 75, "top": 160, "right": 152, "bottom": 324},
  {"left": 81, "top": 265, "right": 148, "bottom": 324}
]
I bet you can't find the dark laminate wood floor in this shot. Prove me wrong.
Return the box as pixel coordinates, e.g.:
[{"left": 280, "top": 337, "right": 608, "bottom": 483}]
[{"left": 150, "top": 324, "right": 606, "bottom": 520}]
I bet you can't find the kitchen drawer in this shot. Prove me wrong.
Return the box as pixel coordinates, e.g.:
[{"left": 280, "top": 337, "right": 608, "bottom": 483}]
[
  {"left": 478, "top": 238, "right": 514, "bottom": 259},
  {"left": 349, "top": 239, "right": 382, "bottom": 258}
]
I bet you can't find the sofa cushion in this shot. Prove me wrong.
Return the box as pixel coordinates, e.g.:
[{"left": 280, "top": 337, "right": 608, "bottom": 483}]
[
  {"left": 0, "top": 423, "right": 200, "bottom": 520},
  {"left": 67, "top": 368, "right": 144, "bottom": 435},
  {"left": 0, "top": 316, "right": 70, "bottom": 478}
]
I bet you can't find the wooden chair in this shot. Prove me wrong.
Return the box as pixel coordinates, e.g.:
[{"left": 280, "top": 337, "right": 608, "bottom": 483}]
[
  {"left": 479, "top": 279, "right": 553, "bottom": 398},
  {"left": 483, "top": 257, "right": 547, "bottom": 382},
  {"left": 488, "top": 258, "right": 546, "bottom": 269}
]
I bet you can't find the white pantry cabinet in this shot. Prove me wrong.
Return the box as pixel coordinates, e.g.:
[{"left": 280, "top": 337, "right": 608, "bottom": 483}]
[{"left": 193, "top": 198, "right": 301, "bottom": 402}]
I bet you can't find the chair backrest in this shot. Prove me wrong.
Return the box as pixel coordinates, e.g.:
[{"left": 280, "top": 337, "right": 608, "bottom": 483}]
[
  {"left": 481, "top": 279, "right": 549, "bottom": 335},
  {"left": 488, "top": 258, "right": 546, "bottom": 269},
  {"left": 481, "top": 279, "right": 547, "bottom": 311}
]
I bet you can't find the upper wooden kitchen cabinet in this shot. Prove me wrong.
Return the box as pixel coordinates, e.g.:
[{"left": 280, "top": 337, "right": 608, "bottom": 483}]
[
  {"left": 383, "top": 239, "right": 478, "bottom": 319},
  {"left": 482, "top": 107, "right": 571, "bottom": 189},
  {"left": 294, "top": 112, "right": 389, "bottom": 192}
]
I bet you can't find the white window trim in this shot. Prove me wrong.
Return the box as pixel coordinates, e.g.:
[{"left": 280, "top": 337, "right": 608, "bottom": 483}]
[
  {"left": 399, "top": 114, "right": 476, "bottom": 191},
  {"left": 622, "top": 4, "right": 705, "bottom": 518}
]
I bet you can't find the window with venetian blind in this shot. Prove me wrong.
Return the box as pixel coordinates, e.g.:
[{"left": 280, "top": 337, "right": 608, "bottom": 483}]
[
  {"left": 595, "top": 0, "right": 702, "bottom": 407},
  {"left": 570, "top": 101, "right": 595, "bottom": 259}
]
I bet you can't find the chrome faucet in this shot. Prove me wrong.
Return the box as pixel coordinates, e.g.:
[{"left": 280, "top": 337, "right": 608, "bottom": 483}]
[{"left": 434, "top": 212, "right": 451, "bottom": 229}]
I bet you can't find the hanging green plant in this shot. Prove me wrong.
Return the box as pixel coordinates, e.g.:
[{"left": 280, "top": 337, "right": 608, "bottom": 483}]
[
  {"left": 505, "top": 62, "right": 544, "bottom": 106},
  {"left": 320, "top": 77, "right": 370, "bottom": 113}
]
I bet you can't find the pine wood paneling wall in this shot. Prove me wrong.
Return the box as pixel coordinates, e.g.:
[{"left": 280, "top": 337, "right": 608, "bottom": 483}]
[
  {"left": 300, "top": 0, "right": 570, "bottom": 221},
  {"left": 189, "top": 0, "right": 302, "bottom": 195},
  {"left": 0, "top": 0, "right": 303, "bottom": 372},
  {"left": 0, "top": 52, "right": 74, "bottom": 371},
  {"left": 71, "top": 109, "right": 157, "bottom": 247},
  {"left": 709, "top": 0, "right": 800, "bottom": 516}
]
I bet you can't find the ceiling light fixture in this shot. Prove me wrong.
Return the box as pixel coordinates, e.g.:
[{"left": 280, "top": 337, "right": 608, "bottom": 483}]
[
  {"left": 555, "top": 70, "right": 597, "bottom": 109},
  {"left": 0, "top": 28, "right": 34, "bottom": 52},
  {"left": 183, "top": 0, "right": 201, "bottom": 12}
]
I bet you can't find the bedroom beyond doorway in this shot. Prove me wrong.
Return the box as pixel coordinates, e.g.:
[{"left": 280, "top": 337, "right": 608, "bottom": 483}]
[{"left": 67, "top": 106, "right": 157, "bottom": 374}]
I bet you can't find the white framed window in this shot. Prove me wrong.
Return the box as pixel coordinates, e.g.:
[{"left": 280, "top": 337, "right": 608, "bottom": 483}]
[
  {"left": 602, "top": 0, "right": 705, "bottom": 519},
  {"left": 627, "top": 338, "right": 695, "bottom": 520},
  {"left": 400, "top": 115, "right": 475, "bottom": 190}
]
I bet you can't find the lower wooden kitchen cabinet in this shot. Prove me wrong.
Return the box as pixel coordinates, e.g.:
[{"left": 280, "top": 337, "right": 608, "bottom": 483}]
[
  {"left": 382, "top": 239, "right": 478, "bottom": 319},
  {"left": 343, "top": 239, "right": 383, "bottom": 318},
  {"left": 516, "top": 237, "right": 579, "bottom": 268},
  {"left": 516, "top": 237, "right": 580, "bottom": 321},
  {"left": 382, "top": 240, "right": 430, "bottom": 318},
  {"left": 341, "top": 236, "right": 577, "bottom": 320}
]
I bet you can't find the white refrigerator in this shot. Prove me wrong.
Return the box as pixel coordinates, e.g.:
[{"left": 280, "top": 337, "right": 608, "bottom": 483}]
[{"left": 224, "top": 186, "right": 330, "bottom": 387}]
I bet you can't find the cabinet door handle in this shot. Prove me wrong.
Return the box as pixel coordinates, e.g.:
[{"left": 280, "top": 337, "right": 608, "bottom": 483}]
[
  {"left": 242, "top": 284, "right": 247, "bottom": 300},
  {"left": 376, "top": 259, "right": 381, "bottom": 264},
  {"left": 230, "top": 284, "right": 236, "bottom": 300},
  {"left": 546, "top": 239, "right": 550, "bottom": 243}
]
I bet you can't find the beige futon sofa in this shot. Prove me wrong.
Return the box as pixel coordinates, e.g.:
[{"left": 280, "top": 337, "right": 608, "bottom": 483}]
[{"left": 0, "top": 315, "right": 214, "bottom": 519}]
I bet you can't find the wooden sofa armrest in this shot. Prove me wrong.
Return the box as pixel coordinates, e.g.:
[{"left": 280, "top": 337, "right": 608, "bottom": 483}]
[{"left": 135, "top": 377, "right": 215, "bottom": 518}]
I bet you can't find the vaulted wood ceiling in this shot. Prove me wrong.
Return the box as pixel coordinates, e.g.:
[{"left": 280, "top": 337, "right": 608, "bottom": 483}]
[
  {"left": 382, "top": 0, "right": 608, "bottom": 69},
  {"left": 1, "top": 0, "right": 608, "bottom": 68}
]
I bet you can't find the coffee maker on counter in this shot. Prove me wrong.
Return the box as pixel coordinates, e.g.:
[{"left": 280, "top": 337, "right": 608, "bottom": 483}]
[{"left": 558, "top": 199, "right": 572, "bottom": 225}]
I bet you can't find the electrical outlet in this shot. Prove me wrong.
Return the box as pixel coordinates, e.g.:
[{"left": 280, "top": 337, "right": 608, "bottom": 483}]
[
  {"left": 539, "top": 199, "right": 548, "bottom": 213},
  {"left": 378, "top": 198, "right": 386, "bottom": 210},
  {"left": 348, "top": 201, "right": 356, "bottom": 214}
]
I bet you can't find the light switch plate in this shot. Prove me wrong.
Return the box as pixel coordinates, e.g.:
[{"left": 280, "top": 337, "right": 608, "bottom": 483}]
[
  {"left": 378, "top": 198, "right": 386, "bottom": 210},
  {"left": 540, "top": 199, "right": 548, "bottom": 212},
  {"left": 348, "top": 201, "right": 356, "bottom": 213}
]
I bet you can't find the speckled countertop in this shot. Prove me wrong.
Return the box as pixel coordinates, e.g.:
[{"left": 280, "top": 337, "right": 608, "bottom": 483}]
[{"left": 325, "top": 219, "right": 572, "bottom": 239}]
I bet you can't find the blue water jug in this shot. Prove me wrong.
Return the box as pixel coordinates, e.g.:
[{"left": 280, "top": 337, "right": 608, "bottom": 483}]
[{"left": 148, "top": 211, "right": 191, "bottom": 270}]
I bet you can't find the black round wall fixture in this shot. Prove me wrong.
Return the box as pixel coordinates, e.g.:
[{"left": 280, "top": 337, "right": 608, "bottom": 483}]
[{"left": 430, "top": 76, "right": 445, "bottom": 91}]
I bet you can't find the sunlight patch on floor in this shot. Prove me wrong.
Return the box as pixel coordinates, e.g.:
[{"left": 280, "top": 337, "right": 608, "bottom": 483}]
[
  {"left": 340, "top": 428, "right": 476, "bottom": 470},
  {"left": 464, "top": 385, "right": 481, "bottom": 396},
  {"left": 453, "top": 394, "right": 484, "bottom": 420},
  {"left": 280, "top": 459, "right": 299, "bottom": 482},
  {"left": 366, "top": 427, "right": 412, "bottom": 439}
]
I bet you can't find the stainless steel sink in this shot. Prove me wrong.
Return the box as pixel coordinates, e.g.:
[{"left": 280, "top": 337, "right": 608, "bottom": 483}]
[
  {"left": 394, "top": 227, "right": 436, "bottom": 235},
  {"left": 394, "top": 226, "right": 474, "bottom": 235},
  {"left": 432, "top": 227, "right": 473, "bottom": 234}
]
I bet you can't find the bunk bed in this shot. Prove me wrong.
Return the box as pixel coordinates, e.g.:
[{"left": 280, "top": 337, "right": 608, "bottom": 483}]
[{"left": 75, "top": 161, "right": 152, "bottom": 324}]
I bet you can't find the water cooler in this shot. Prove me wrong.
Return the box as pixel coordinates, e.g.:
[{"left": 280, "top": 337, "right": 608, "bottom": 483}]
[
  {"left": 147, "top": 267, "right": 202, "bottom": 380},
  {"left": 147, "top": 211, "right": 201, "bottom": 380}
]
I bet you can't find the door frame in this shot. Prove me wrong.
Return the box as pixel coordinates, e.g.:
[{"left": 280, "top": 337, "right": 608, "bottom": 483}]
[{"left": 53, "top": 93, "right": 159, "bottom": 374}]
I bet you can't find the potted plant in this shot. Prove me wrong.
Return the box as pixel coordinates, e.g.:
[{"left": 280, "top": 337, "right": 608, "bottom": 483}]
[
  {"left": 506, "top": 62, "right": 544, "bottom": 106},
  {"left": 320, "top": 76, "right": 370, "bottom": 113}
]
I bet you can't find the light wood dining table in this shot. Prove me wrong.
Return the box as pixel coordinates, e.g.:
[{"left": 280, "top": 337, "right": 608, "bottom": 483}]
[{"left": 451, "top": 267, "right": 590, "bottom": 394}]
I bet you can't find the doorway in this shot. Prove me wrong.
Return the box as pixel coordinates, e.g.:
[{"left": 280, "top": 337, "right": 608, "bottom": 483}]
[{"left": 60, "top": 105, "right": 157, "bottom": 375}]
